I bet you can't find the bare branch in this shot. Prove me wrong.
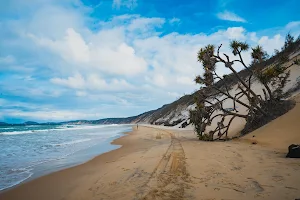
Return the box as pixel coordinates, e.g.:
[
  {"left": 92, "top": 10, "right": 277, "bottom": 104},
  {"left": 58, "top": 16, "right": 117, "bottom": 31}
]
[{"left": 223, "top": 53, "right": 230, "bottom": 62}]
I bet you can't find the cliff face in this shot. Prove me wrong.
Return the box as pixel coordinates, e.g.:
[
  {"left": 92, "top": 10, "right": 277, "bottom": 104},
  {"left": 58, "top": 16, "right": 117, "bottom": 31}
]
[{"left": 132, "top": 94, "right": 196, "bottom": 126}]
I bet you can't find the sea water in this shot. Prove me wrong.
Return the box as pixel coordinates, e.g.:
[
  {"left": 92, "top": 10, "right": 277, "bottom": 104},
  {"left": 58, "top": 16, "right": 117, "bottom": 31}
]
[{"left": 0, "top": 124, "right": 132, "bottom": 191}]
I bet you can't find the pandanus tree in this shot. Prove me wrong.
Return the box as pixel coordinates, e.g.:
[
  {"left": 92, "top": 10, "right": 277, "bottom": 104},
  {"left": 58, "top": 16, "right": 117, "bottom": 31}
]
[{"left": 190, "top": 39, "right": 298, "bottom": 141}]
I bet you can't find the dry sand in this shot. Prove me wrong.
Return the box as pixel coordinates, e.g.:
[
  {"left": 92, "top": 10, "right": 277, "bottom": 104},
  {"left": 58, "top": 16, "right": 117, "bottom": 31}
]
[
  {"left": 240, "top": 94, "right": 300, "bottom": 152},
  {"left": 1, "top": 98, "right": 300, "bottom": 200}
]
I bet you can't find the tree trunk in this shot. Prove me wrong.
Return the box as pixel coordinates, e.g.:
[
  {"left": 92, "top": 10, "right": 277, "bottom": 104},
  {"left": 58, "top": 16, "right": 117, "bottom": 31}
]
[{"left": 227, "top": 65, "right": 268, "bottom": 116}]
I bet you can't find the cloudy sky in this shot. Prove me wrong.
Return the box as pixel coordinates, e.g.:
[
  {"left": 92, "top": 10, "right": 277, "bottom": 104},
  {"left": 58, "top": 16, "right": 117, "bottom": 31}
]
[{"left": 0, "top": 0, "right": 300, "bottom": 123}]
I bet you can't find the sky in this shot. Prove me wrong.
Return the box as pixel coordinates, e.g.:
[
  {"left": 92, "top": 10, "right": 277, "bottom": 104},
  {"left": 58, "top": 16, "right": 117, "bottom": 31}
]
[{"left": 0, "top": 0, "right": 300, "bottom": 123}]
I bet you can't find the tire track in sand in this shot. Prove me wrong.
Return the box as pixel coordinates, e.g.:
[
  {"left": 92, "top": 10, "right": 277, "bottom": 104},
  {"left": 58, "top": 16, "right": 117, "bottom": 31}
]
[{"left": 134, "top": 129, "right": 192, "bottom": 200}]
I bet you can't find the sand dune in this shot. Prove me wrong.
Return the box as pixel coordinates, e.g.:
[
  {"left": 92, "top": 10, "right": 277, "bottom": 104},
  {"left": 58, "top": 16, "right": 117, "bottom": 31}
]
[
  {"left": 203, "top": 54, "right": 300, "bottom": 138},
  {"left": 240, "top": 94, "right": 300, "bottom": 152}
]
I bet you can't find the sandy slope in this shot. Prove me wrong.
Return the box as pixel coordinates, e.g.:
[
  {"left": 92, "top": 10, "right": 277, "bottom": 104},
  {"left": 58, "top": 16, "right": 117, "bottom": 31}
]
[
  {"left": 240, "top": 94, "right": 300, "bottom": 152},
  {"left": 202, "top": 55, "right": 300, "bottom": 138}
]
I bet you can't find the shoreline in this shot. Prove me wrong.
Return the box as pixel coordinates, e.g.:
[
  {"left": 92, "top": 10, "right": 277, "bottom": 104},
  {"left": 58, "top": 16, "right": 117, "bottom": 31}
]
[
  {"left": 0, "top": 127, "right": 135, "bottom": 194},
  {"left": 0, "top": 125, "right": 172, "bottom": 200}
]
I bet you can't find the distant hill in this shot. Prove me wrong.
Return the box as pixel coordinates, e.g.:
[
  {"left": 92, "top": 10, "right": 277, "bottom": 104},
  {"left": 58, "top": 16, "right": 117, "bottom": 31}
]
[
  {"left": 23, "top": 121, "right": 39, "bottom": 125},
  {"left": 63, "top": 110, "right": 157, "bottom": 125}
]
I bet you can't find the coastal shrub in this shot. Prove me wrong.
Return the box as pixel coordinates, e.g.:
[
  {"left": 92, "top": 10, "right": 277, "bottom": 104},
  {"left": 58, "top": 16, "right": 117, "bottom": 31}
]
[{"left": 190, "top": 33, "right": 299, "bottom": 141}]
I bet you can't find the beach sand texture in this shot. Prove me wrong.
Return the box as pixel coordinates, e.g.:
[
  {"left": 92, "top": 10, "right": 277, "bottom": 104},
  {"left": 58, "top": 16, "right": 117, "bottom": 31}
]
[{"left": 1, "top": 96, "right": 300, "bottom": 200}]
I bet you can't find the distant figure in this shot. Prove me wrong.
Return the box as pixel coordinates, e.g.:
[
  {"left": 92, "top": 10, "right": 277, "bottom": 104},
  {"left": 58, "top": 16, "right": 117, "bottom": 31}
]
[{"left": 137, "top": 124, "right": 139, "bottom": 130}]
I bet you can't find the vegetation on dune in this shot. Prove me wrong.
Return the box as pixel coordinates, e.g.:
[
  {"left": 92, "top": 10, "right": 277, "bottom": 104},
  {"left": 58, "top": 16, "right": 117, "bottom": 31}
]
[{"left": 190, "top": 33, "right": 300, "bottom": 141}]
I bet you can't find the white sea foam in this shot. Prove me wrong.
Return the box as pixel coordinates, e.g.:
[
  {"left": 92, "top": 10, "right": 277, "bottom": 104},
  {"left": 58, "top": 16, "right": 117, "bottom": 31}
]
[
  {"left": 0, "top": 169, "right": 33, "bottom": 191},
  {"left": 52, "top": 138, "right": 92, "bottom": 146},
  {"left": 57, "top": 124, "right": 121, "bottom": 131},
  {"left": 0, "top": 124, "right": 124, "bottom": 135},
  {"left": 0, "top": 127, "right": 14, "bottom": 130},
  {"left": 0, "top": 129, "right": 49, "bottom": 135}
]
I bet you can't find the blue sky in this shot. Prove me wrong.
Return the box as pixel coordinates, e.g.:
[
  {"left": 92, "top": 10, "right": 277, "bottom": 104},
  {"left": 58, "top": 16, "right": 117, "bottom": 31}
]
[{"left": 0, "top": 0, "right": 300, "bottom": 123}]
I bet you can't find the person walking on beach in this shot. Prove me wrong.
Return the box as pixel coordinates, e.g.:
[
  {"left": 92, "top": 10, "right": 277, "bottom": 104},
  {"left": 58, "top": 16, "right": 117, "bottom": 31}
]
[{"left": 137, "top": 124, "right": 139, "bottom": 130}]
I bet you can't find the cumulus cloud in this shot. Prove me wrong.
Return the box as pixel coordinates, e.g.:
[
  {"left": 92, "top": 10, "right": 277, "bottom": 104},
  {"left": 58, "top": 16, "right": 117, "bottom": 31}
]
[
  {"left": 225, "top": 27, "right": 246, "bottom": 39},
  {"left": 217, "top": 11, "right": 247, "bottom": 23},
  {"left": 51, "top": 73, "right": 134, "bottom": 91},
  {"left": 258, "top": 34, "right": 284, "bottom": 54},
  {"left": 29, "top": 28, "right": 147, "bottom": 76}
]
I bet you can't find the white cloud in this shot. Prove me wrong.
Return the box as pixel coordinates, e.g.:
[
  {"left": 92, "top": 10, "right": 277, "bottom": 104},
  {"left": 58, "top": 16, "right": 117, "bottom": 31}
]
[
  {"left": 0, "top": 55, "right": 15, "bottom": 64},
  {"left": 51, "top": 73, "right": 134, "bottom": 91},
  {"left": 132, "top": 26, "right": 249, "bottom": 83},
  {"left": 169, "top": 18, "right": 180, "bottom": 24},
  {"left": 29, "top": 28, "right": 147, "bottom": 76},
  {"left": 176, "top": 76, "right": 195, "bottom": 86},
  {"left": 76, "top": 91, "right": 87, "bottom": 97},
  {"left": 217, "top": 11, "right": 247, "bottom": 23},
  {"left": 51, "top": 73, "right": 85, "bottom": 89},
  {"left": 286, "top": 21, "right": 300, "bottom": 30},
  {"left": 225, "top": 27, "right": 246, "bottom": 39},
  {"left": 258, "top": 34, "right": 284, "bottom": 54},
  {"left": 128, "top": 17, "right": 165, "bottom": 31},
  {"left": 249, "top": 32, "right": 258, "bottom": 42},
  {"left": 30, "top": 28, "right": 90, "bottom": 63},
  {"left": 152, "top": 74, "right": 167, "bottom": 87},
  {"left": 112, "top": 0, "right": 137, "bottom": 9}
]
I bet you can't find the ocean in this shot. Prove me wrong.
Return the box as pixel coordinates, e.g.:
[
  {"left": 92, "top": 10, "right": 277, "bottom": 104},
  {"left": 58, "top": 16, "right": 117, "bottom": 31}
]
[{"left": 0, "top": 124, "right": 132, "bottom": 191}]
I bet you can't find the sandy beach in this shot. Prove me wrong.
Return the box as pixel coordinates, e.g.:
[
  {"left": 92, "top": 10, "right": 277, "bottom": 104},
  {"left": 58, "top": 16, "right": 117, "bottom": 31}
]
[{"left": 1, "top": 98, "right": 300, "bottom": 200}]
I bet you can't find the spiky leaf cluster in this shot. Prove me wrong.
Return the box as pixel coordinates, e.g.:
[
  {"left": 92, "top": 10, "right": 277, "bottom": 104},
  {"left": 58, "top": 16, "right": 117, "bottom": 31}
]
[
  {"left": 197, "top": 45, "right": 216, "bottom": 70},
  {"left": 196, "top": 45, "right": 217, "bottom": 86},
  {"left": 230, "top": 40, "right": 249, "bottom": 55},
  {"left": 255, "top": 65, "right": 286, "bottom": 85},
  {"left": 251, "top": 45, "right": 269, "bottom": 63}
]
